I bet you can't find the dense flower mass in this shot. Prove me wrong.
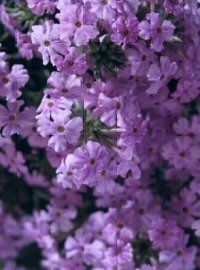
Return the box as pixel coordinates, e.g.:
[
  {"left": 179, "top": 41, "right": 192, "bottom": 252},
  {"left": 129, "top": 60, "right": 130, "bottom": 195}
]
[{"left": 0, "top": 0, "right": 200, "bottom": 269}]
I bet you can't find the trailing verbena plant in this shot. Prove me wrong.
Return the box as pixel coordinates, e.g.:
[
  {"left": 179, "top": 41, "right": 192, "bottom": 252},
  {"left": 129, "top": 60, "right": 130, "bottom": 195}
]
[{"left": 0, "top": 1, "right": 200, "bottom": 270}]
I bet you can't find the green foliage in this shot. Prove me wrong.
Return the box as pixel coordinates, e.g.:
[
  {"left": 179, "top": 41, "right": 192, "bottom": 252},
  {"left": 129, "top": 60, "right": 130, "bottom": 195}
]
[
  {"left": 88, "top": 36, "right": 127, "bottom": 79},
  {"left": 6, "top": 3, "right": 40, "bottom": 32},
  {"left": 73, "top": 106, "right": 116, "bottom": 148},
  {"left": 17, "top": 243, "right": 42, "bottom": 270},
  {"left": 132, "top": 234, "right": 158, "bottom": 267}
]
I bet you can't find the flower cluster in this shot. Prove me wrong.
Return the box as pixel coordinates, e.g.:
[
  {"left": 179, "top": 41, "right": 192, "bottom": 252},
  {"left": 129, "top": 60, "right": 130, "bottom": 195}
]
[{"left": 0, "top": 0, "right": 200, "bottom": 269}]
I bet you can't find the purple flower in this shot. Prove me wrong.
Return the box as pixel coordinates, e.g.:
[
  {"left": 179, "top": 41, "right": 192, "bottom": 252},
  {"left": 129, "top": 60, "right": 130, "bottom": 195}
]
[
  {"left": 0, "top": 4, "right": 19, "bottom": 34},
  {"left": 20, "top": 107, "right": 47, "bottom": 148},
  {"left": 0, "top": 1, "right": 199, "bottom": 269},
  {"left": 192, "top": 219, "right": 200, "bottom": 238},
  {"left": 0, "top": 101, "right": 31, "bottom": 137},
  {"left": 15, "top": 31, "right": 35, "bottom": 60},
  {"left": 95, "top": 161, "right": 116, "bottom": 193},
  {"left": 37, "top": 95, "right": 73, "bottom": 119},
  {"left": 0, "top": 64, "right": 29, "bottom": 102},
  {"left": 171, "top": 188, "right": 200, "bottom": 227},
  {"left": 117, "top": 146, "right": 141, "bottom": 179},
  {"left": 48, "top": 205, "right": 77, "bottom": 233},
  {"left": 102, "top": 241, "right": 134, "bottom": 269},
  {"left": 27, "top": 0, "right": 57, "bottom": 16},
  {"left": 139, "top": 12, "right": 175, "bottom": 52},
  {"left": 93, "top": 92, "right": 123, "bottom": 127},
  {"left": 121, "top": 113, "right": 148, "bottom": 145},
  {"left": 111, "top": 15, "right": 138, "bottom": 45},
  {"left": 162, "top": 136, "right": 192, "bottom": 169},
  {"left": 127, "top": 42, "right": 156, "bottom": 76},
  {"left": 58, "top": 4, "right": 99, "bottom": 46},
  {"left": 173, "top": 79, "right": 200, "bottom": 103},
  {"left": 0, "top": 137, "right": 28, "bottom": 176},
  {"left": 147, "top": 56, "right": 178, "bottom": 94},
  {"left": 57, "top": 154, "right": 80, "bottom": 189},
  {"left": 38, "top": 113, "right": 82, "bottom": 152},
  {"left": 128, "top": 189, "right": 161, "bottom": 232},
  {"left": 159, "top": 237, "right": 196, "bottom": 270},
  {"left": 84, "top": 0, "right": 118, "bottom": 21},
  {"left": 31, "top": 21, "right": 68, "bottom": 65},
  {"left": 148, "top": 218, "right": 183, "bottom": 250},
  {"left": 73, "top": 141, "right": 109, "bottom": 187},
  {"left": 64, "top": 229, "right": 89, "bottom": 260},
  {"left": 48, "top": 72, "right": 82, "bottom": 99},
  {"left": 57, "top": 47, "right": 88, "bottom": 75},
  {"left": 84, "top": 240, "right": 106, "bottom": 265},
  {"left": 164, "top": 0, "right": 183, "bottom": 15}
]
